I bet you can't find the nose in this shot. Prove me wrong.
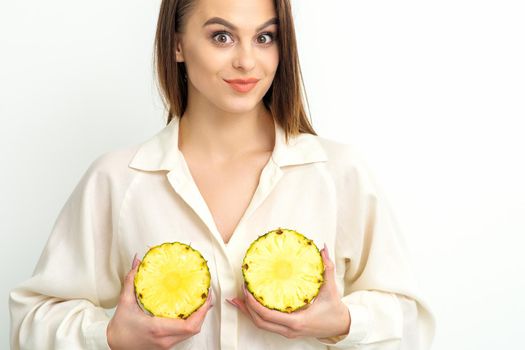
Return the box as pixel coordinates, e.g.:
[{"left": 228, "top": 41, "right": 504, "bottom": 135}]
[{"left": 232, "top": 42, "right": 256, "bottom": 71}]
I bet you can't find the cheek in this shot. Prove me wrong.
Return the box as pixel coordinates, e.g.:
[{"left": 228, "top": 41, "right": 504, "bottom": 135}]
[
  {"left": 184, "top": 45, "right": 227, "bottom": 83},
  {"left": 263, "top": 47, "right": 279, "bottom": 75}
]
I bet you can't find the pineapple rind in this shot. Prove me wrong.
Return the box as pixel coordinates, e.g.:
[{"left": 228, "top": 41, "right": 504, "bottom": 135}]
[
  {"left": 134, "top": 242, "right": 211, "bottom": 319},
  {"left": 242, "top": 228, "right": 324, "bottom": 313}
]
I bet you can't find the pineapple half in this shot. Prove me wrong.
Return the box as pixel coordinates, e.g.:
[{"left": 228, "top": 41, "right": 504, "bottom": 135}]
[
  {"left": 134, "top": 242, "right": 211, "bottom": 319},
  {"left": 242, "top": 228, "right": 324, "bottom": 313}
]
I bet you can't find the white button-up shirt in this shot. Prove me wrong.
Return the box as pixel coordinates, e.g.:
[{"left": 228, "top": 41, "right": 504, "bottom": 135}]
[{"left": 10, "top": 116, "right": 435, "bottom": 349}]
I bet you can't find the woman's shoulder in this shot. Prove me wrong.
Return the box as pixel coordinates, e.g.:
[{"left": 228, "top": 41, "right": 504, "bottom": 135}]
[
  {"left": 313, "top": 134, "right": 370, "bottom": 172},
  {"left": 311, "top": 134, "right": 382, "bottom": 194},
  {"left": 88, "top": 144, "right": 141, "bottom": 174},
  {"left": 76, "top": 143, "right": 144, "bottom": 191}
]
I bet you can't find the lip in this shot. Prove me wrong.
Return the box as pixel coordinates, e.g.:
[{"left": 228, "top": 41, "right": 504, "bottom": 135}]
[
  {"left": 224, "top": 78, "right": 260, "bottom": 84},
  {"left": 224, "top": 78, "right": 260, "bottom": 93}
]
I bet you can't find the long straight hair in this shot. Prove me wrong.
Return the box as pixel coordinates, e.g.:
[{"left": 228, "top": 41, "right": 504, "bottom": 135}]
[{"left": 153, "top": 0, "right": 316, "bottom": 142}]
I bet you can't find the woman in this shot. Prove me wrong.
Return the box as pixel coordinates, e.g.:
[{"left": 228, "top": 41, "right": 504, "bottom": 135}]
[{"left": 9, "top": 0, "right": 435, "bottom": 349}]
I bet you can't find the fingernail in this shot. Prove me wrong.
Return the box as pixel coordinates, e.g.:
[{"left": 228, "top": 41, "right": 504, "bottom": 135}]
[
  {"left": 226, "top": 298, "right": 237, "bottom": 307},
  {"left": 323, "top": 243, "right": 330, "bottom": 259},
  {"left": 132, "top": 254, "right": 140, "bottom": 269}
]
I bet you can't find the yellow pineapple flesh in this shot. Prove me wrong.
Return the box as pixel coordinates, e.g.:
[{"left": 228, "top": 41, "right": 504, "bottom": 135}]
[
  {"left": 134, "top": 242, "right": 210, "bottom": 319},
  {"left": 242, "top": 228, "right": 324, "bottom": 313}
]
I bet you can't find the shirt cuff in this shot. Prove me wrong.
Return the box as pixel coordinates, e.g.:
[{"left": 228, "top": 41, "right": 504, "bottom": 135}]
[
  {"left": 316, "top": 303, "right": 370, "bottom": 348},
  {"left": 84, "top": 319, "right": 111, "bottom": 350}
]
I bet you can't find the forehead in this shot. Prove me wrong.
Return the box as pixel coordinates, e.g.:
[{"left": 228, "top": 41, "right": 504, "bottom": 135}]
[{"left": 191, "top": 0, "right": 277, "bottom": 29}]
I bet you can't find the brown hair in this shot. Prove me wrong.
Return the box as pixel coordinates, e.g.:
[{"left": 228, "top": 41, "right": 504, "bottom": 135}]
[{"left": 153, "top": 0, "right": 316, "bottom": 141}]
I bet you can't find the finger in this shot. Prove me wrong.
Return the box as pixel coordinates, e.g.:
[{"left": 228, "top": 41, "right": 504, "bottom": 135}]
[
  {"left": 242, "top": 284, "right": 299, "bottom": 327},
  {"left": 235, "top": 298, "right": 298, "bottom": 338},
  {"left": 322, "top": 244, "right": 334, "bottom": 273},
  {"left": 318, "top": 245, "right": 338, "bottom": 299},
  {"left": 121, "top": 255, "right": 142, "bottom": 305},
  {"left": 119, "top": 255, "right": 142, "bottom": 312},
  {"left": 132, "top": 253, "right": 140, "bottom": 269}
]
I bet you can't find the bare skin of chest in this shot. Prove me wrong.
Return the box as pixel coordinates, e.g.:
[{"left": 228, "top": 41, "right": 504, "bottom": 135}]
[{"left": 184, "top": 151, "right": 272, "bottom": 244}]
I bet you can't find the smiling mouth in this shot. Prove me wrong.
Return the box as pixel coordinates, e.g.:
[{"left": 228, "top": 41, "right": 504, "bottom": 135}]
[{"left": 224, "top": 79, "right": 259, "bottom": 93}]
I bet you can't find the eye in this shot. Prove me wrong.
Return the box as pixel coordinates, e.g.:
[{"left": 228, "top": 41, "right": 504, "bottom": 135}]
[
  {"left": 210, "top": 30, "right": 276, "bottom": 47},
  {"left": 211, "top": 31, "right": 234, "bottom": 46},
  {"left": 257, "top": 32, "right": 275, "bottom": 45}
]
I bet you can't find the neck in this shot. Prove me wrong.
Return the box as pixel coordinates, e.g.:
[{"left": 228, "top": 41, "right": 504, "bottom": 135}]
[{"left": 178, "top": 100, "right": 275, "bottom": 163}]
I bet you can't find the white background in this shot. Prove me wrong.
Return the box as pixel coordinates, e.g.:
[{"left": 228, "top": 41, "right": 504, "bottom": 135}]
[{"left": 1, "top": 0, "right": 524, "bottom": 348}]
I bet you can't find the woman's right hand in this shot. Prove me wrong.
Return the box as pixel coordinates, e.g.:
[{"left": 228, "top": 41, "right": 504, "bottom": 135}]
[{"left": 106, "top": 256, "right": 213, "bottom": 350}]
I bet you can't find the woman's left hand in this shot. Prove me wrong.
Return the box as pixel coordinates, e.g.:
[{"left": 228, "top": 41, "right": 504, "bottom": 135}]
[{"left": 227, "top": 244, "right": 351, "bottom": 339}]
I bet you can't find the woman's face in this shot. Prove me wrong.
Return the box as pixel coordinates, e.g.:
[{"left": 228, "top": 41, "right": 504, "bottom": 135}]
[{"left": 175, "top": 0, "right": 279, "bottom": 115}]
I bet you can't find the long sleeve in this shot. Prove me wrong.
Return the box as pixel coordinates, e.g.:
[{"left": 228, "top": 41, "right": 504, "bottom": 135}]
[
  {"left": 317, "top": 144, "right": 435, "bottom": 349},
  {"left": 9, "top": 154, "right": 128, "bottom": 350}
]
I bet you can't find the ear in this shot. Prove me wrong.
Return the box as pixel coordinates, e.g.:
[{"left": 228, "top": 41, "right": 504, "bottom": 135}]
[{"left": 175, "top": 35, "right": 185, "bottom": 62}]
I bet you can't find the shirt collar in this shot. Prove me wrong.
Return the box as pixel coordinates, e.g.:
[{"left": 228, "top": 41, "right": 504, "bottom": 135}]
[{"left": 128, "top": 115, "right": 327, "bottom": 171}]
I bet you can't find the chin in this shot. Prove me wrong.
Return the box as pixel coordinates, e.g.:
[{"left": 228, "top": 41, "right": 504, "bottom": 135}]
[{"left": 215, "top": 97, "right": 263, "bottom": 115}]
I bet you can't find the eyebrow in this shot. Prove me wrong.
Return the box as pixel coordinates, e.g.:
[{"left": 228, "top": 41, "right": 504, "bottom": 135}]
[{"left": 202, "top": 17, "right": 279, "bottom": 32}]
